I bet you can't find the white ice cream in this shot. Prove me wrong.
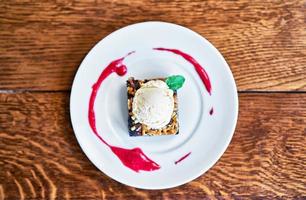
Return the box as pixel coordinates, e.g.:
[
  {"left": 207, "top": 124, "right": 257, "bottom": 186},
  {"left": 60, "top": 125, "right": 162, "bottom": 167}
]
[{"left": 132, "top": 80, "right": 174, "bottom": 129}]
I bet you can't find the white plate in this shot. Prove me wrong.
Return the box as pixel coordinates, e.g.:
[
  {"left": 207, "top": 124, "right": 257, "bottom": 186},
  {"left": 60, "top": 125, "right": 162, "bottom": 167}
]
[{"left": 70, "top": 21, "right": 238, "bottom": 189}]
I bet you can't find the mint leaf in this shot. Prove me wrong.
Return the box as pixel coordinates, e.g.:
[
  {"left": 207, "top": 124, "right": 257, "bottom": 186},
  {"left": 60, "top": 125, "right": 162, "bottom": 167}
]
[{"left": 166, "top": 75, "right": 185, "bottom": 90}]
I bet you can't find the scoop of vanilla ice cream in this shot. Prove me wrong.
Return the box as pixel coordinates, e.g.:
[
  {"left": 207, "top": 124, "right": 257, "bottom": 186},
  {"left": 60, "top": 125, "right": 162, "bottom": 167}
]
[{"left": 132, "top": 80, "right": 174, "bottom": 129}]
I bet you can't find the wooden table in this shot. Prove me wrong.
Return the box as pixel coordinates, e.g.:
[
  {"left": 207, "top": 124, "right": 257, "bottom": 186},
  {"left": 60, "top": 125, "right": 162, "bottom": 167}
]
[{"left": 1, "top": 1, "right": 305, "bottom": 199}]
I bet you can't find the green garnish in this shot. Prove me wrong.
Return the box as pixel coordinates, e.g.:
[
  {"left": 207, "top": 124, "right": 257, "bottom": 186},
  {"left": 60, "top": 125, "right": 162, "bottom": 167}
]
[{"left": 166, "top": 75, "right": 185, "bottom": 91}]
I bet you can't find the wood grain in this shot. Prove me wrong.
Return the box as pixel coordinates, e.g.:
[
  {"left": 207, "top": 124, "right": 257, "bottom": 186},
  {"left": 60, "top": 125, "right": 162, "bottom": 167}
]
[
  {"left": 0, "top": 92, "right": 305, "bottom": 199},
  {"left": 0, "top": 0, "right": 306, "bottom": 91}
]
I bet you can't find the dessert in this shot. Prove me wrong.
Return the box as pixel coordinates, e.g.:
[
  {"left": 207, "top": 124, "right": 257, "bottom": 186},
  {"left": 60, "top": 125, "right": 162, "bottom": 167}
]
[{"left": 127, "top": 75, "right": 185, "bottom": 136}]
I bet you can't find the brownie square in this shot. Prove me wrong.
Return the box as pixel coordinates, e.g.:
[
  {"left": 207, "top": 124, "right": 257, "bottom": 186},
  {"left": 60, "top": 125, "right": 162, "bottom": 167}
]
[{"left": 127, "top": 77, "right": 179, "bottom": 136}]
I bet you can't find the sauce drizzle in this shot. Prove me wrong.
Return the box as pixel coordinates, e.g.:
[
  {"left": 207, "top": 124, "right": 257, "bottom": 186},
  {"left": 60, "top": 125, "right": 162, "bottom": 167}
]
[
  {"left": 175, "top": 152, "right": 191, "bottom": 165},
  {"left": 88, "top": 52, "right": 160, "bottom": 172},
  {"left": 154, "top": 48, "right": 212, "bottom": 95}
]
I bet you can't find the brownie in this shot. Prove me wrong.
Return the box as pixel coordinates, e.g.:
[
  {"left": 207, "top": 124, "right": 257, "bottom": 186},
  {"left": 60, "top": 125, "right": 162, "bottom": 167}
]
[{"left": 127, "top": 77, "right": 179, "bottom": 136}]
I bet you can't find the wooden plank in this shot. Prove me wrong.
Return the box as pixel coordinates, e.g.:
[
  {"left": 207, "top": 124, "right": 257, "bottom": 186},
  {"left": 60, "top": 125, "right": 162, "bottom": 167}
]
[
  {"left": 0, "top": 0, "right": 305, "bottom": 91},
  {"left": 0, "top": 92, "right": 305, "bottom": 199}
]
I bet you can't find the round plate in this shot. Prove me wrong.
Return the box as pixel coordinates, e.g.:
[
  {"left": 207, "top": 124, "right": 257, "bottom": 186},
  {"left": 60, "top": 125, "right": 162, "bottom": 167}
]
[{"left": 70, "top": 21, "right": 238, "bottom": 189}]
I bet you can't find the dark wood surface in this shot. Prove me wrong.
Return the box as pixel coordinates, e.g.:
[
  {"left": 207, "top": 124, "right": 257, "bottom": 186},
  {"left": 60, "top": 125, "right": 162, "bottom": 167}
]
[
  {"left": 0, "top": 0, "right": 306, "bottom": 199},
  {"left": 0, "top": 93, "right": 305, "bottom": 199},
  {"left": 0, "top": 0, "right": 305, "bottom": 91}
]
